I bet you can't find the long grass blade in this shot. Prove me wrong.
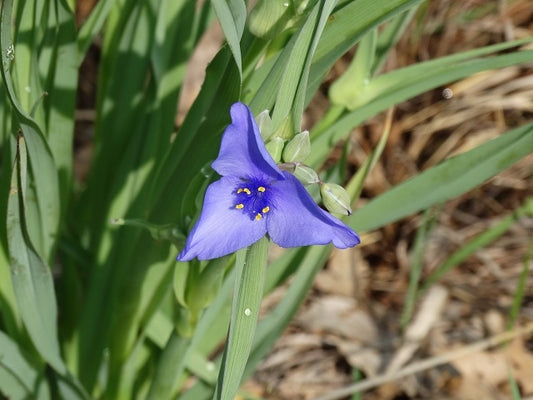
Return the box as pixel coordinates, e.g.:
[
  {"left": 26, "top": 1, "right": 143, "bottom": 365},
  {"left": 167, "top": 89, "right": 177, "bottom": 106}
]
[
  {"left": 211, "top": 0, "right": 246, "bottom": 77},
  {"left": 0, "top": 330, "right": 50, "bottom": 399},
  {"left": 213, "top": 237, "right": 269, "bottom": 400},
  {"left": 6, "top": 134, "right": 64, "bottom": 374},
  {"left": 349, "top": 122, "right": 533, "bottom": 232}
]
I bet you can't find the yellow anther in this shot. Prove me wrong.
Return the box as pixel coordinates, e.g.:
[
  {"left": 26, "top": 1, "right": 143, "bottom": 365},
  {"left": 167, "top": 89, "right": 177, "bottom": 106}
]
[
  {"left": 237, "top": 188, "right": 251, "bottom": 195},
  {"left": 235, "top": 204, "right": 244, "bottom": 209},
  {"left": 255, "top": 213, "right": 262, "bottom": 220},
  {"left": 262, "top": 206, "right": 270, "bottom": 214},
  {"left": 258, "top": 186, "right": 266, "bottom": 192}
]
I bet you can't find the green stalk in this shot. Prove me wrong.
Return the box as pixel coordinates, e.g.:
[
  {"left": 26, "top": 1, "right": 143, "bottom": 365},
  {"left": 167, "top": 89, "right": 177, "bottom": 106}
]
[
  {"left": 145, "top": 331, "right": 191, "bottom": 400},
  {"left": 213, "top": 236, "right": 269, "bottom": 400}
]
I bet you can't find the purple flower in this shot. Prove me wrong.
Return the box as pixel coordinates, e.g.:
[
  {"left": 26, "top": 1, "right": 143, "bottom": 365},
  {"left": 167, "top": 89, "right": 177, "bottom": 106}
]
[{"left": 177, "top": 103, "right": 360, "bottom": 261}]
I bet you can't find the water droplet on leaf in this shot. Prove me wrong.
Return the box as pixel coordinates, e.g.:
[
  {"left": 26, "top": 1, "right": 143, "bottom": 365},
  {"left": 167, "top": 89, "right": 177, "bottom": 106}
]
[
  {"left": 442, "top": 88, "right": 453, "bottom": 99},
  {"left": 5, "top": 44, "right": 14, "bottom": 61}
]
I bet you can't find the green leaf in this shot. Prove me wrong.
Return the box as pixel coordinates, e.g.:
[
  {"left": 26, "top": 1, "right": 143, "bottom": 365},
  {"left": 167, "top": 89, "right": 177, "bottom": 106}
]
[
  {"left": 1, "top": 0, "right": 61, "bottom": 264},
  {"left": 0, "top": 330, "right": 50, "bottom": 399},
  {"left": 271, "top": 0, "right": 337, "bottom": 134},
  {"left": 248, "top": 0, "right": 293, "bottom": 39},
  {"left": 41, "top": 0, "right": 78, "bottom": 207},
  {"left": 213, "top": 237, "right": 269, "bottom": 400},
  {"left": 145, "top": 332, "right": 191, "bottom": 400},
  {"left": 5, "top": 135, "right": 88, "bottom": 400},
  {"left": 372, "top": 6, "right": 419, "bottom": 74},
  {"left": 77, "top": 0, "right": 116, "bottom": 62},
  {"left": 6, "top": 134, "right": 64, "bottom": 374},
  {"left": 211, "top": 0, "right": 246, "bottom": 77},
  {"left": 508, "top": 238, "right": 532, "bottom": 329}
]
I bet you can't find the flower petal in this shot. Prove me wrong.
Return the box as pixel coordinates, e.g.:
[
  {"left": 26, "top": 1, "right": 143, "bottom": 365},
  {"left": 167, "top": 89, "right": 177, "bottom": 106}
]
[
  {"left": 212, "top": 102, "right": 283, "bottom": 180},
  {"left": 177, "top": 176, "right": 268, "bottom": 261},
  {"left": 267, "top": 172, "right": 360, "bottom": 249}
]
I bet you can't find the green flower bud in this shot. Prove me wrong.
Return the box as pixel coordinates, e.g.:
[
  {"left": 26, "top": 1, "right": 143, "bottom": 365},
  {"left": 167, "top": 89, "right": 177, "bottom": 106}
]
[
  {"left": 320, "top": 182, "right": 352, "bottom": 215},
  {"left": 293, "top": 164, "right": 320, "bottom": 185},
  {"left": 282, "top": 130, "right": 310, "bottom": 162},
  {"left": 329, "top": 29, "right": 377, "bottom": 110},
  {"left": 265, "top": 137, "right": 285, "bottom": 163},
  {"left": 174, "top": 256, "right": 229, "bottom": 335},
  {"left": 255, "top": 110, "right": 273, "bottom": 140}
]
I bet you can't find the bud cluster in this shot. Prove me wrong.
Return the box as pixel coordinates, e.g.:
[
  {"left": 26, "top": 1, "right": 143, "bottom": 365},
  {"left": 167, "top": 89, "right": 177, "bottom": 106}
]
[{"left": 255, "top": 110, "right": 353, "bottom": 216}]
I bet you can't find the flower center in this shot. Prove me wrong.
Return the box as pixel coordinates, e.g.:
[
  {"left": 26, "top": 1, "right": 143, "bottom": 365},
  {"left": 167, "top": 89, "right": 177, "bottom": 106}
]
[{"left": 233, "top": 179, "right": 272, "bottom": 221}]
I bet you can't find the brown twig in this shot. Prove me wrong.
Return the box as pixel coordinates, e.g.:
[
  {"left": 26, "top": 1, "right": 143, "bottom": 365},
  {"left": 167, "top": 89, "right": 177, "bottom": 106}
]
[{"left": 312, "top": 322, "right": 533, "bottom": 400}]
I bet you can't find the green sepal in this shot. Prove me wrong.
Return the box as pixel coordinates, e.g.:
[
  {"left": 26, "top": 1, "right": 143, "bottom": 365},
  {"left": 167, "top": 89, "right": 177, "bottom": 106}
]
[
  {"left": 293, "top": 163, "right": 319, "bottom": 185},
  {"left": 255, "top": 109, "right": 273, "bottom": 141},
  {"left": 265, "top": 137, "right": 285, "bottom": 163},
  {"left": 320, "top": 182, "right": 352, "bottom": 215},
  {"left": 282, "top": 130, "right": 310, "bottom": 162}
]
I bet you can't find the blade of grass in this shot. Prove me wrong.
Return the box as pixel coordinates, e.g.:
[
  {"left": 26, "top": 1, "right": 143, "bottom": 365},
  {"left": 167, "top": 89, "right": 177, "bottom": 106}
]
[
  {"left": 346, "top": 107, "right": 393, "bottom": 201},
  {"left": 41, "top": 0, "right": 77, "bottom": 208},
  {"left": 0, "top": 330, "right": 50, "bottom": 399},
  {"left": 77, "top": 0, "right": 116, "bottom": 62},
  {"left": 400, "top": 207, "right": 440, "bottom": 328},
  {"left": 211, "top": 0, "right": 246, "bottom": 78},
  {"left": 76, "top": 1, "right": 200, "bottom": 387},
  {"left": 145, "top": 331, "right": 191, "bottom": 400},
  {"left": 7, "top": 134, "right": 90, "bottom": 400},
  {"left": 507, "top": 244, "right": 531, "bottom": 330},
  {"left": 371, "top": 5, "right": 418, "bottom": 75},
  {"left": 508, "top": 366, "right": 522, "bottom": 400},
  {"left": 6, "top": 133, "right": 63, "bottom": 374},
  {"left": 1, "top": 0, "right": 60, "bottom": 264},
  {"left": 213, "top": 237, "right": 269, "bottom": 400},
  {"left": 421, "top": 197, "right": 533, "bottom": 293},
  {"left": 271, "top": 0, "right": 337, "bottom": 134}
]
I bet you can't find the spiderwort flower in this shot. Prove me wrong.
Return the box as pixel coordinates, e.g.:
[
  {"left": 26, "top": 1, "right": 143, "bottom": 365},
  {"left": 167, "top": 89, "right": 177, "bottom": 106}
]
[{"left": 177, "top": 103, "right": 360, "bottom": 261}]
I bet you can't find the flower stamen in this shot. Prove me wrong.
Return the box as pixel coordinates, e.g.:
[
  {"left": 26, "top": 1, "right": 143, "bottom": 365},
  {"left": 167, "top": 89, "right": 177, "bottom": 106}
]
[{"left": 233, "top": 180, "right": 272, "bottom": 222}]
